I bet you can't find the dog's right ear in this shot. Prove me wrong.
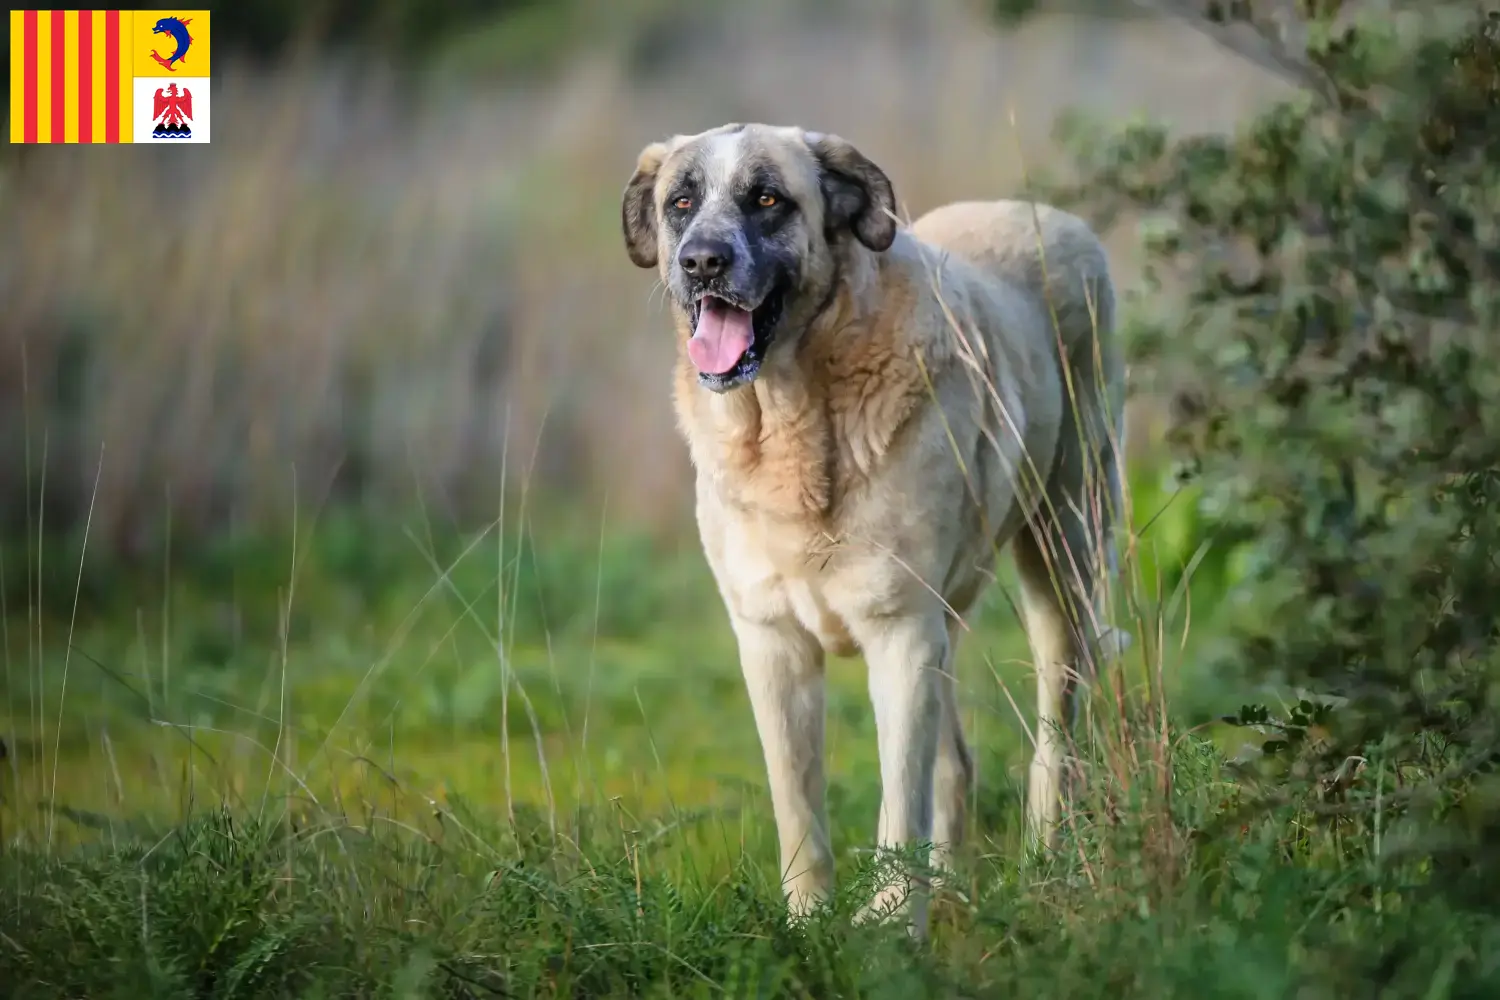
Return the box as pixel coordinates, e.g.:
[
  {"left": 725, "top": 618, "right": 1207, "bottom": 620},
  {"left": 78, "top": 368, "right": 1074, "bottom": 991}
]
[{"left": 621, "top": 141, "right": 672, "bottom": 270}]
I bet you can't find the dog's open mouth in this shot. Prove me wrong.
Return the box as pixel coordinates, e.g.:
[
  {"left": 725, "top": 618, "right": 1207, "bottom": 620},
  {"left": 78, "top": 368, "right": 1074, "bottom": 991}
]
[{"left": 687, "top": 284, "right": 787, "bottom": 391}]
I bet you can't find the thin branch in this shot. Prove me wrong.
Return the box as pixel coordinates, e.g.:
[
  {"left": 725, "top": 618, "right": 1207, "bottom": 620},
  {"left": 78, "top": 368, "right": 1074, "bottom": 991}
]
[{"left": 1129, "top": 0, "right": 1341, "bottom": 104}]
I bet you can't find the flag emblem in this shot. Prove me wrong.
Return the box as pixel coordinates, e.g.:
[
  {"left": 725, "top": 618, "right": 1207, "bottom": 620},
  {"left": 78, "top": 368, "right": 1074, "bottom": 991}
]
[
  {"left": 151, "top": 81, "right": 192, "bottom": 138},
  {"left": 9, "top": 9, "right": 211, "bottom": 144},
  {"left": 147, "top": 14, "right": 192, "bottom": 72}
]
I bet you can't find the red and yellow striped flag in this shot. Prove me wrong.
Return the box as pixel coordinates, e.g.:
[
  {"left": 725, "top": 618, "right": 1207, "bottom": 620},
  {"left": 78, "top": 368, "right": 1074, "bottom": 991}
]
[{"left": 10, "top": 10, "right": 212, "bottom": 144}]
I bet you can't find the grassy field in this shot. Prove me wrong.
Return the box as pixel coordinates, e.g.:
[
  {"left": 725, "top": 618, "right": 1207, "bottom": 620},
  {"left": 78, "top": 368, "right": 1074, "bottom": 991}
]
[{"left": 4, "top": 456, "right": 1482, "bottom": 998}]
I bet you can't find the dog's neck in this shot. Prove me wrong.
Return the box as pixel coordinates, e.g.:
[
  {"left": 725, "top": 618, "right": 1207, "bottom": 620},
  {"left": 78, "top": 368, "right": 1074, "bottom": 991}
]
[{"left": 673, "top": 235, "right": 930, "bottom": 525}]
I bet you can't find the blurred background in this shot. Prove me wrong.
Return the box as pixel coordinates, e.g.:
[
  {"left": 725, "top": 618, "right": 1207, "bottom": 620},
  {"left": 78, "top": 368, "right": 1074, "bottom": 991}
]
[
  {"left": 0, "top": 0, "right": 1287, "bottom": 838},
  {"left": 2, "top": 0, "right": 1291, "bottom": 552}
]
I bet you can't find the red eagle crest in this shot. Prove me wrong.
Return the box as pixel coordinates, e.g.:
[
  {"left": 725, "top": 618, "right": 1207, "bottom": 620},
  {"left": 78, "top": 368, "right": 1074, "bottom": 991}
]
[{"left": 152, "top": 84, "right": 194, "bottom": 126}]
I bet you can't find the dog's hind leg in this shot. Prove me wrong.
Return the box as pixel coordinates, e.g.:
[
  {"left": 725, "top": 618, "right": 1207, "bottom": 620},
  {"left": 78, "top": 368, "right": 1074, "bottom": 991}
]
[
  {"left": 1016, "top": 319, "right": 1126, "bottom": 852},
  {"left": 1015, "top": 526, "right": 1087, "bottom": 853},
  {"left": 733, "top": 616, "right": 834, "bottom": 916}
]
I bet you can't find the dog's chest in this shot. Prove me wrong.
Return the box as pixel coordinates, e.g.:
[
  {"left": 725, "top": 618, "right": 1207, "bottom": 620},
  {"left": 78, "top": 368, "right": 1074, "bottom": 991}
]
[
  {"left": 683, "top": 361, "right": 917, "bottom": 656},
  {"left": 716, "top": 505, "right": 864, "bottom": 657}
]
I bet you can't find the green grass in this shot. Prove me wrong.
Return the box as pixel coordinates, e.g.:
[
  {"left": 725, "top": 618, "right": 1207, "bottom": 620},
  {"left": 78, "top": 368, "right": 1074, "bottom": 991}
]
[
  {"left": 1, "top": 499, "right": 1052, "bottom": 855},
  {"left": 2, "top": 475, "right": 1493, "bottom": 997}
]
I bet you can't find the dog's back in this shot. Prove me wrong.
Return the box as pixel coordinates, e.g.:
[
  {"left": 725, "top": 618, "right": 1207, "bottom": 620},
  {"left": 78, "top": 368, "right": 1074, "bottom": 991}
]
[
  {"left": 911, "top": 199, "right": 1114, "bottom": 362},
  {"left": 911, "top": 199, "right": 1123, "bottom": 542}
]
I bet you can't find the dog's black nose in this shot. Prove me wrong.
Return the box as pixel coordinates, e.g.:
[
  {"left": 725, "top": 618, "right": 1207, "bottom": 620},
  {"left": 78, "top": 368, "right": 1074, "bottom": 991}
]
[{"left": 678, "top": 237, "right": 734, "bottom": 279}]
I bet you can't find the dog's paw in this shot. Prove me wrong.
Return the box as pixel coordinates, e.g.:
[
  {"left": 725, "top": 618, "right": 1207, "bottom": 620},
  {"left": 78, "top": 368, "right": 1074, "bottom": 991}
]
[
  {"left": 784, "top": 889, "right": 829, "bottom": 925},
  {"left": 854, "top": 885, "right": 907, "bottom": 926},
  {"left": 854, "top": 883, "right": 931, "bottom": 940}
]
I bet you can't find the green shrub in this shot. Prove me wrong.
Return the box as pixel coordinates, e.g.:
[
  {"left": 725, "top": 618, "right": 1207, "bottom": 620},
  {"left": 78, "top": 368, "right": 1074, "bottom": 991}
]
[{"left": 1036, "top": 2, "right": 1500, "bottom": 911}]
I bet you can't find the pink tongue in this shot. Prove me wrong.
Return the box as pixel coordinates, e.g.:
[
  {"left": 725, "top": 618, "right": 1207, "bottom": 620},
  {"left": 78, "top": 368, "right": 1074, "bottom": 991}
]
[{"left": 688, "top": 300, "right": 754, "bottom": 375}]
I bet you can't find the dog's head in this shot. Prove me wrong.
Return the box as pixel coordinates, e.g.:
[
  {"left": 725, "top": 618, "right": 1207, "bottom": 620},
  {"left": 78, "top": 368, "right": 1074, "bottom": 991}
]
[{"left": 621, "top": 123, "right": 897, "bottom": 392}]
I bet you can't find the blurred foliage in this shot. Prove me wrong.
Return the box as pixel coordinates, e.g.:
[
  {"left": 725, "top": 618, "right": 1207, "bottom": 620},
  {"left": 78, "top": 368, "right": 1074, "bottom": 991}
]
[
  {"left": 991, "top": 0, "right": 1047, "bottom": 25},
  {"left": 989, "top": 0, "right": 1128, "bottom": 26},
  {"left": 213, "top": 0, "right": 548, "bottom": 62},
  {"left": 212, "top": 0, "right": 727, "bottom": 79},
  {"left": 1038, "top": 2, "right": 1500, "bottom": 912}
]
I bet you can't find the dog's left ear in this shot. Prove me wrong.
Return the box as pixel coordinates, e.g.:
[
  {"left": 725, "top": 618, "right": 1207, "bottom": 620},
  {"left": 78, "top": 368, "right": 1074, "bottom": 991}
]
[
  {"left": 805, "top": 131, "right": 897, "bottom": 253},
  {"left": 621, "top": 140, "right": 673, "bottom": 269}
]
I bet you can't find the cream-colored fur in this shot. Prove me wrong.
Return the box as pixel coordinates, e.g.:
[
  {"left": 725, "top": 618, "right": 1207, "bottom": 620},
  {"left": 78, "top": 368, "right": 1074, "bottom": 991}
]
[{"left": 620, "top": 124, "right": 1127, "bottom": 937}]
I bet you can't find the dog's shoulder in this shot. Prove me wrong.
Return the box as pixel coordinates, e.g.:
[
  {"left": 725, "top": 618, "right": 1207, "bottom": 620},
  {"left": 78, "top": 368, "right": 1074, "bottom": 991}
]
[{"left": 801, "top": 234, "right": 998, "bottom": 490}]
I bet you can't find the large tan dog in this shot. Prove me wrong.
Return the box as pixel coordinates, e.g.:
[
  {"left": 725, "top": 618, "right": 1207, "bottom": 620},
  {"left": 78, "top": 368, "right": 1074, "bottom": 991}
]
[{"left": 620, "top": 123, "right": 1126, "bottom": 933}]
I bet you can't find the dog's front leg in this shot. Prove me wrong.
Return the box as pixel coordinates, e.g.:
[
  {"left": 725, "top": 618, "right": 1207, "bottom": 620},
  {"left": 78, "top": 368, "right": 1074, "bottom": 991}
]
[
  {"left": 732, "top": 616, "right": 832, "bottom": 916},
  {"left": 852, "top": 611, "right": 946, "bottom": 936}
]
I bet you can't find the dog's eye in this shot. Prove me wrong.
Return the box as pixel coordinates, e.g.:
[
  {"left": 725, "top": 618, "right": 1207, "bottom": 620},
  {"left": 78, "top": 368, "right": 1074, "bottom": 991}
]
[
  {"left": 673, "top": 196, "right": 693, "bottom": 211},
  {"left": 757, "top": 192, "right": 779, "bottom": 208}
]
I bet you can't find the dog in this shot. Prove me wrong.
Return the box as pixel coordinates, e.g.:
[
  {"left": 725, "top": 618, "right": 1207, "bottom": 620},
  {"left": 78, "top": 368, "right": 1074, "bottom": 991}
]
[{"left": 620, "top": 123, "right": 1127, "bottom": 934}]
